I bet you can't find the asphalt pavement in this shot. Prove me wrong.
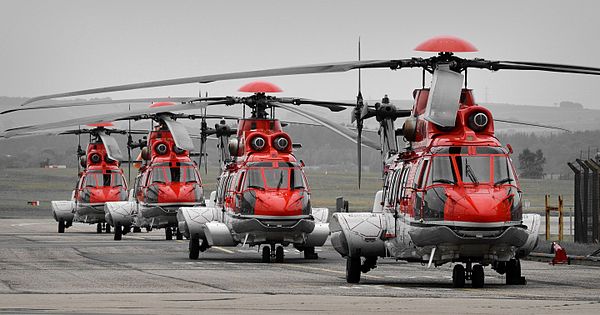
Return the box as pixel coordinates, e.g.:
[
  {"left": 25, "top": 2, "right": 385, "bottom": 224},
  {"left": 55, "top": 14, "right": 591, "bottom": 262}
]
[{"left": 1, "top": 219, "right": 599, "bottom": 314}]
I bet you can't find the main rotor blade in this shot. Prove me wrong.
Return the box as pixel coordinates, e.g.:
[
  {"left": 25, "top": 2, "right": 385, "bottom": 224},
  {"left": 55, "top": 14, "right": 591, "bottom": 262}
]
[
  {"left": 22, "top": 60, "right": 398, "bottom": 106},
  {"left": 98, "top": 130, "right": 124, "bottom": 161},
  {"left": 276, "top": 98, "right": 355, "bottom": 112},
  {"left": 464, "top": 59, "right": 600, "bottom": 75},
  {"left": 160, "top": 115, "right": 195, "bottom": 151},
  {"left": 1, "top": 97, "right": 195, "bottom": 115},
  {"left": 1, "top": 101, "right": 208, "bottom": 138},
  {"left": 494, "top": 118, "right": 570, "bottom": 132},
  {"left": 272, "top": 102, "right": 381, "bottom": 150}
]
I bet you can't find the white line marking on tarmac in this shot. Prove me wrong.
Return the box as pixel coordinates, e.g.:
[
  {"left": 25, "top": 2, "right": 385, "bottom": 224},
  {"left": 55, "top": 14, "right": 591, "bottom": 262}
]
[
  {"left": 213, "top": 246, "right": 235, "bottom": 254},
  {"left": 10, "top": 223, "right": 45, "bottom": 227},
  {"left": 284, "top": 264, "right": 384, "bottom": 280}
]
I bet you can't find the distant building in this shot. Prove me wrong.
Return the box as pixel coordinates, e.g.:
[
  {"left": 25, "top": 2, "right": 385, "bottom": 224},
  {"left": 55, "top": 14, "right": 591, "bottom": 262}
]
[{"left": 559, "top": 101, "right": 584, "bottom": 110}]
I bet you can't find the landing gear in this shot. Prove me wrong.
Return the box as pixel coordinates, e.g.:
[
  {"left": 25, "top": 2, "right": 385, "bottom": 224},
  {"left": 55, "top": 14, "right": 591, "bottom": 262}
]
[
  {"left": 346, "top": 257, "right": 361, "bottom": 283},
  {"left": 58, "top": 221, "right": 65, "bottom": 233},
  {"left": 145, "top": 227, "right": 152, "bottom": 232},
  {"left": 96, "top": 223, "right": 102, "bottom": 233},
  {"left": 261, "top": 246, "right": 271, "bottom": 263},
  {"left": 105, "top": 224, "right": 111, "bottom": 233},
  {"left": 199, "top": 236, "right": 210, "bottom": 252},
  {"left": 132, "top": 227, "right": 141, "bottom": 233},
  {"left": 452, "top": 264, "right": 465, "bottom": 288},
  {"left": 176, "top": 227, "right": 183, "bottom": 240},
  {"left": 114, "top": 223, "right": 122, "bottom": 240},
  {"left": 452, "top": 263, "right": 485, "bottom": 288},
  {"left": 506, "top": 259, "right": 525, "bottom": 285},
  {"left": 472, "top": 264, "right": 485, "bottom": 288},
  {"left": 275, "top": 246, "right": 284, "bottom": 263},
  {"left": 189, "top": 234, "right": 200, "bottom": 260},
  {"left": 303, "top": 246, "right": 318, "bottom": 259},
  {"left": 165, "top": 227, "right": 173, "bottom": 240}
]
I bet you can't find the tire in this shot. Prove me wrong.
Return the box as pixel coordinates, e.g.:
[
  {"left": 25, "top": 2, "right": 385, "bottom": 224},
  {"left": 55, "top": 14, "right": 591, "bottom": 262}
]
[
  {"left": 114, "top": 224, "right": 122, "bottom": 241},
  {"left": 96, "top": 223, "right": 102, "bottom": 234},
  {"left": 346, "top": 257, "right": 361, "bottom": 284},
  {"left": 58, "top": 221, "right": 65, "bottom": 233},
  {"left": 506, "top": 259, "right": 522, "bottom": 285},
  {"left": 472, "top": 264, "right": 485, "bottom": 288},
  {"left": 262, "top": 246, "right": 271, "bottom": 263},
  {"left": 199, "top": 237, "right": 210, "bottom": 252},
  {"left": 452, "top": 264, "right": 465, "bottom": 288},
  {"left": 165, "top": 227, "right": 173, "bottom": 240},
  {"left": 275, "top": 246, "right": 284, "bottom": 263},
  {"left": 303, "top": 246, "right": 318, "bottom": 259},
  {"left": 189, "top": 234, "right": 200, "bottom": 260},
  {"left": 105, "top": 224, "right": 111, "bottom": 233},
  {"left": 176, "top": 228, "right": 183, "bottom": 240},
  {"left": 133, "top": 227, "right": 141, "bottom": 233}
]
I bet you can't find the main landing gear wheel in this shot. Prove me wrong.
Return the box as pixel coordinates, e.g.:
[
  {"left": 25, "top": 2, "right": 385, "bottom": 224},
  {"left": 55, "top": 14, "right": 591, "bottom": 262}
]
[
  {"left": 132, "top": 227, "right": 141, "bottom": 233},
  {"left": 346, "top": 257, "right": 361, "bottom": 284},
  {"left": 114, "top": 223, "right": 122, "bottom": 241},
  {"left": 105, "top": 224, "right": 111, "bottom": 233},
  {"left": 275, "top": 246, "right": 284, "bottom": 263},
  {"left": 262, "top": 246, "right": 271, "bottom": 263},
  {"left": 303, "top": 247, "right": 318, "bottom": 260},
  {"left": 452, "top": 264, "right": 465, "bottom": 288},
  {"left": 96, "top": 223, "right": 102, "bottom": 233},
  {"left": 58, "top": 221, "right": 65, "bottom": 233},
  {"left": 472, "top": 264, "right": 485, "bottom": 288},
  {"left": 189, "top": 234, "right": 200, "bottom": 260},
  {"left": 165, "top": 227, "right": 173, "bottom": 240},
  {"left": 506, "top": 259, "right": 525, "bottom": 285},
  {"left": 176, "top": 228, "right": 183, "bottom": 240}
]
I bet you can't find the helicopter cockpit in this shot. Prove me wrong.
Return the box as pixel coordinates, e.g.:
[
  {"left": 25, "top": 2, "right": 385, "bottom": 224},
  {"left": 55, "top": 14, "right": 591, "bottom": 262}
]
[
  {"left": 243, "top": 162, "right": 307, "bottom": 191},
  {"left": 416, "top": 146, "right": 521, "bottom": 222},
  {"left": 77, "top": 169, "right": 128, "bottom": 204},
  {"left": 427, "top": 146, "right": 516, "bottom": 186}
]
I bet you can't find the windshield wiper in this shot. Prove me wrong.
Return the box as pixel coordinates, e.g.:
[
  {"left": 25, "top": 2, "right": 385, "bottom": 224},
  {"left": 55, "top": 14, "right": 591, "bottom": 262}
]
[
  {"left": 465, "top": 163, "right": 479, "bottom": 185},
  {"left": 248, "top": 184, "right": 265, "bottom": 190},
  {"left": 433, "top": 179, "right": 455, "bottom": 185},
  {"left": 276, "top": 171, "right": 284, "bottom": 189},
  {"left": 494, "top": 177, "right": 513, "bottom": 186}
]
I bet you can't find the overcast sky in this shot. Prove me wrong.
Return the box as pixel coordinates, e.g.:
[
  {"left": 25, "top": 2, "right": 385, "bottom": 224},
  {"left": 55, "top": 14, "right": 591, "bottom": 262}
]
[{"left": 2, "top": 0, "right": 600, "bottom": 109}]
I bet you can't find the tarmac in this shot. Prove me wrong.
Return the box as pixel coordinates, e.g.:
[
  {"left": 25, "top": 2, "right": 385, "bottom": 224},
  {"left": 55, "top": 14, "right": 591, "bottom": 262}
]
[{"left": 1, "top": 219, "right": 600, "bottom": 314}]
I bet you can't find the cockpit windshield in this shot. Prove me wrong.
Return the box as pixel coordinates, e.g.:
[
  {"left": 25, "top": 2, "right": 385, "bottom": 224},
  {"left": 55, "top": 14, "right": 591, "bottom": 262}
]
[
  {"left": 428, "top": 147, "right": 515, "bottom": 186},
  {"left": 151, "top": 166, "right": 198, "bottom": 184},
  {"left": 84, "top": 170, "right": 124, "bottom": 187},
  {"left": 244, "top": 166, "right": 306, "bottom": 190}
]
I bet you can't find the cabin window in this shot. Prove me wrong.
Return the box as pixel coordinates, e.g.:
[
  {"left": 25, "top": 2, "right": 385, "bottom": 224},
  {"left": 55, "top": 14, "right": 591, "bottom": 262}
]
[
  {"left": 290, "top": 168, "right": 306, "bottom": 189},
  {"left": 84, "top": 171, "right": 124, "bottom": 187},
  {"left": 264, "top": 168, "right": 289, "bottom": 189},
  {"left": 493, "top": 156, "right": 515, "bottom": 185},
  {"left": 430, "top": 156, "right": 457, "bottom": 185},
  {"left": 417, "top": 160, "right": 429, "bottom": 188},
  {"left": 151, "top": 166, "right": 198, "bottom": 184},
  {"left": 246, "top": 168, "right": 265, "bottom": 189},
  {"left": 454, "top": 156, "right": 491, "bottom": 184}
]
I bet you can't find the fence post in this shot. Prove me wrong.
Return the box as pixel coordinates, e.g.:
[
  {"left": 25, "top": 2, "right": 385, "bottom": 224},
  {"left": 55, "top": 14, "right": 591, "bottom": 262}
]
[
  {"left": 567, "top": 162, "right": 582, "bottom": 243},
  {"left": 545, "top": 195, "right": 550, "bottom": 240},
  {"left": 576, "top": 159, "right": 590, "bottom": 243},
  {"left": 558, "top": 195, "right": 564, "bottom": 241}
]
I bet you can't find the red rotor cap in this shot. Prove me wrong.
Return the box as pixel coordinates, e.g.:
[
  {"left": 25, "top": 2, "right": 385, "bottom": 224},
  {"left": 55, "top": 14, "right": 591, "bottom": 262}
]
[
  {"left": 238, "top": 81, "right": 282, "bottom": 93},
  {"left": 415, "top": 35, "right": 478, "bottom": 53},
  {"left": 87, "top": 122, "right": 114, "bottom": 127},
  {"left": 149, "top": 101, "right": 177, "bottom": 108}
]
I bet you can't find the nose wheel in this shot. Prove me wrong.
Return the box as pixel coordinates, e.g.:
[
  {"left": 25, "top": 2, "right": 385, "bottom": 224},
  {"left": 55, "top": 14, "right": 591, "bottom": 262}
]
[
  {"left": 452, "top": 262, "right": 484, "bottom": 288},
  {"left": 261, "top": 245, "right": 285, "bottom": 263}
]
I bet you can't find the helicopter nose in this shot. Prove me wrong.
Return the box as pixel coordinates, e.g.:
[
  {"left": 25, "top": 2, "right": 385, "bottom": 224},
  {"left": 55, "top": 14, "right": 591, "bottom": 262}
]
[
  {"left": 445, "top": 189, "right": 512, "bottom": 223},
  {"left": 254, "top": 192, "right": 303, "bottom": 217}
]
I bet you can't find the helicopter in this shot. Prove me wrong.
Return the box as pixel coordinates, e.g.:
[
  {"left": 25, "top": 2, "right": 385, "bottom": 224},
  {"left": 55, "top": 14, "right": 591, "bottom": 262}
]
[
  {"left": 0, "top": 122, "right": 131, "bottom": 234},
  {"left": 1, "top": 98, "right": 222, "bottom": 240},
  {"left": 176, "top": 81, "right": 372, "bottom": 262},
  {"left": 18, "top": 35, "right": 600, "bottom": 283}
]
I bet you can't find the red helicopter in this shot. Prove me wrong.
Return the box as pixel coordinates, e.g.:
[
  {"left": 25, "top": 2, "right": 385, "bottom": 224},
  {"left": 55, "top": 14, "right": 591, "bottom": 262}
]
[
  {"left": 177, "top": 81, "right": 370, "bottom": 262},
  {"left": 1, "top": 99, "right": 221, "bottom": 240},
  {"left": 17, "top": 35, "right": 600, "bottom": 283},
  {"left": 0, "top": 122, "right": 131, "bottom": 234}
]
